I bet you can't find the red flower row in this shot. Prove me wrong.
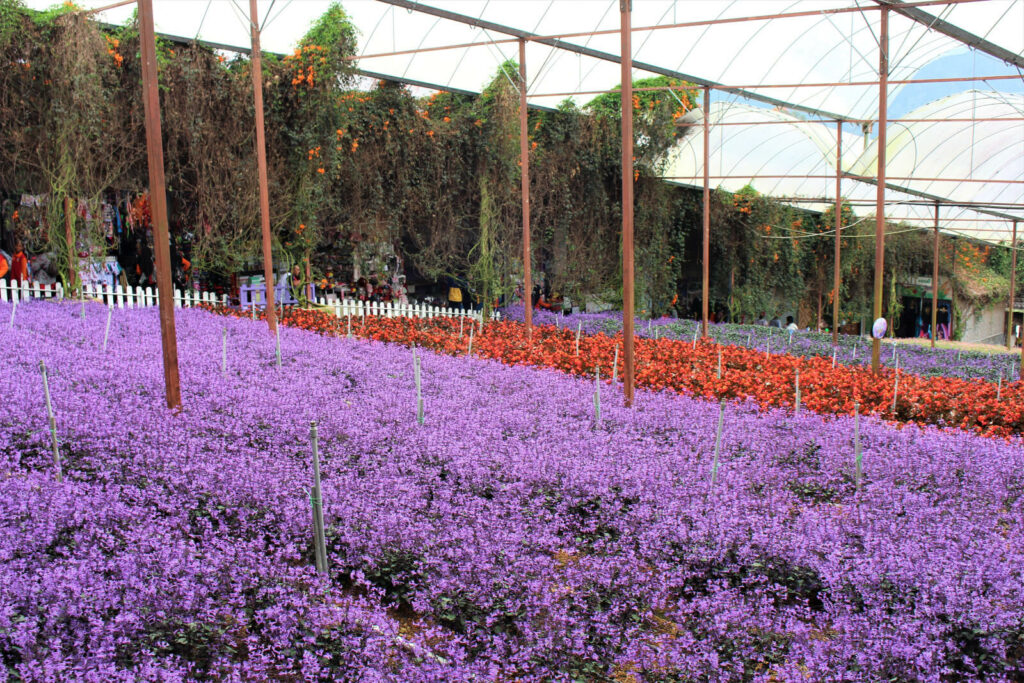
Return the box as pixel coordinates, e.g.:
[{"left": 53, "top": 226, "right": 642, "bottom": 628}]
[{"left": 207, "top": 305, "right": 1024, "bottom": 438}]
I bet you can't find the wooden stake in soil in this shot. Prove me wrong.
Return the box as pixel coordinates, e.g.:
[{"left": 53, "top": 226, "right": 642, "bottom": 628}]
[
  {"left": 997, "top": 372, "right": 1003, "bottom": 401},
  {"left": 459, "top": 316, "right": 464, "bottom": 339},
  {"left": 692, "top": 326, "right": 699, "bottom": 349},
  {"left": 709, "top": 400, "right": 725, "bottom": 491},
  {"left": 854, "top": 402, "right": 862, "bottom": 493},
  {"left": 612, "top": 345, "right": 619, "bottom": 382},
  {"left": 832, "top": 348, "right": 837, "bottom": 368},
  {"left": 347, "top": 314, "right": 352, "bottom": 338},
  {"left": 309, "top": 421, "right": 328, "bottom": 575},
  {"left": 39, "top": 360, "right": 63, "bottom": 483},
  {"left": 8, "top": 300, "right": 16, "bottom": 330},
  {"left": 251, "top": 299, "right": 256, "bottom": 320},
  {"left": 575, "top": 321, "right": 582, "bottom": 356},
  {"left": 717, "top": 349, "right": 722, "bottom": 379},
  {"left": 746, "top": 332, "right": 751, "bottom": 348},
  {"left": 593, "top": 367, "right": 601, "bottom": 427},
  {"left": 765, "top": 336, "right": 771, "bottom": 360},
  {"left": 221, "top": 327, "right": 227, "bottom": 375},
  {"left": 413, "top": 348, "right": 424, "bottom": 425},
  {"left": 468, "top": 325, "right": 474, "bottom": 356}
]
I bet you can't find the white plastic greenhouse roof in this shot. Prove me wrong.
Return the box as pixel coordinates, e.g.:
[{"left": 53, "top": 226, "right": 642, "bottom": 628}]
[
  {"left": 663, "top": 90, "right": 1024, "bottom": 242},
  {"left": 28, "top": 0, "right": 1024, "bottom": 241}
]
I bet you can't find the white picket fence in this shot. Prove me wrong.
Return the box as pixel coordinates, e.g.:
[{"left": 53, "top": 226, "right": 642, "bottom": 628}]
[
  {"left": 314, "top": 297, "right": 499, "bottom": 322},
  {"left": 0, "top": 278, "right": 499, "bottom": 321},
  {"left": 0, "top": 278, "right": 228, "bottom": 308}
]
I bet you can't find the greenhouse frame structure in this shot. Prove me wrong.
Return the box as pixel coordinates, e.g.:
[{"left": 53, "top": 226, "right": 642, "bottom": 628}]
[{"left": 59, "top": 0, "right": 1024, "bottom": 407}]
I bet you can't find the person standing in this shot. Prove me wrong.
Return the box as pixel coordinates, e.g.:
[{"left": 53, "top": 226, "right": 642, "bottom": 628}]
[
  {"left": 9, "top": 241, "right": 29, "bottom": 284},
  {"left": 447, "top": 277, "right": 463, "bottom": 310}
]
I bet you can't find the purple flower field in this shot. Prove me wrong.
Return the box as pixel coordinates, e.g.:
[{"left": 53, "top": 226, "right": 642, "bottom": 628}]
[
  {"left": 502, "top": 306, "right": 1021, "bottom": 383},
  {"left": 2, "top": 301, "right": 1024, "bottom": 681}
]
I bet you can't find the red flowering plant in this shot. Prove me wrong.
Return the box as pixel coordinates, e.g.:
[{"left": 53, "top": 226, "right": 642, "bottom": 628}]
[{"left": 203, "top": 304, "right": 1023, "bottom": 438}]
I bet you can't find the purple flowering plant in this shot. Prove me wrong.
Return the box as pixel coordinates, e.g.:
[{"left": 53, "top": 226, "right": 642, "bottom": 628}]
[{"left": 1, "top": 300, "right": 1023, "bottom": 681}]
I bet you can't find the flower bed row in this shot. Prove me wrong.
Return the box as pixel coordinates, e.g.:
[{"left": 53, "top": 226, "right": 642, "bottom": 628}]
[
  {"left": 500, "top": 305, "right": 1022, "bottom": 383},
  {"left": 3, "top": 301, "right": 1024, "bottom": 680},
  {"left": 211, "top": 305, "right": 1024, "bottom": 438}
]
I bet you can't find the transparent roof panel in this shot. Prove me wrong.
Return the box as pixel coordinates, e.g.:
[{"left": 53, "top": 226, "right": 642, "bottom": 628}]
[{"left": 24, "top": 0, "right": 1024, "bottom": 239}]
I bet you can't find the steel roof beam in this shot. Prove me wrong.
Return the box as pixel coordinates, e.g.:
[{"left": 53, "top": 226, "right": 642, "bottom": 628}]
[
  {"left": 875, "top": 0, "right": 1024, "bottom": 70},
  {"left": 841, "top": 171, "right": 1023, "bottom": 222},
  {"left": 377, "top": 0, "right": 853, "bottom": 121}
]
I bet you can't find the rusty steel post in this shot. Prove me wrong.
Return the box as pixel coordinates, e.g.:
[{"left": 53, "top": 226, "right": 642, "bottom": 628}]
[
  {"left": 620, "top": 0, "right": 635, "bottom": 406},
  {"left": 1009, "top": 220, "right": 1018, "bottom": 350},
  {"left": 63, "top": 196, "right": 75, "bottom": 293},
  {"left": 932, "top": 204, "right": 940, "bottom": 349},
  {"left": 249, "top": 0, "right": 277, "bottom": 335},
  {"left": 833, "top": 121, "right": 842, "bottom": 347},
  {"left": 138, "top": 0, "right": 181, "bottom": 410},
  {"left": 519, "top": 39, "right": 533, "bottom": 333},
  {"left": 305, "top": 254, "right": 312, "bottom": 304},
  {"left": 871, "top": 7, "right": 889, "bottom": 373},
  {"left": 702, "top": 85, "right": 711, "bottom": 339}
]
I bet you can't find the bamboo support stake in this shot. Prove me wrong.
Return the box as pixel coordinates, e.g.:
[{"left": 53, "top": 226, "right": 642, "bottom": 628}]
[
  {"left": 593, "top": 367, "right": 601, "bottom": 427},
  {"left": 222, "top": 327, "right": 227, "bottom": 375},
  {"left": 794, "top": 368, "right": 801, "bottom": 415},
  {"left": 413, "top": 348, "right": 424, "bottom": 425},
  {"left": 854, "top": 402, "right": 862, "bottom": 493},
  {"left": 709, "top": 400, "right": 725, "bottom": 491},
  {"left": 717, "top": 349, "right": 722, "bottom": 379},
  {"left": 40, "top": 361, "right": 63, "bottom": 483},
  {"left": 468, "top": 325, "right": 474, "bottom": 356},
  {"left": 102, "top": 306, "right": 112, "bottom": 352},
  {"left": 612, "top": 344, "right": 619, "bottom": 382},
  {"left": 309, "top": 421, "right": 328, "bottom": 575},
  {"left": 575, "top": 321, "right": 581, "bottom": 356},
  {"left": 997, "top": 372, "right": 1003, "bottom": 401},
  {"left": 8, "top": 300, "right": 16, "bottom": 329},
  {"left": 347, "top": 315, "right": 352, "bottom": 338},
  {"left": 275, "top": 327, "right": 282, "bottom": 368},
  {"left": 892, "top": 355, "right": 899, "bottom": 414},
  {"left": 692, "top": 326, "right": 699, "bottom": 349},
  {"left": 459, "top": 316, "right": 464, "bottom": 339}
]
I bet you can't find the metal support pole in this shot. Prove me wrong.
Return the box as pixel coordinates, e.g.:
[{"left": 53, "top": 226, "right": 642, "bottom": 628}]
[
  {"left": 932, "top": 204, "right": 939, "bottom": 348},
  {"left": 620, "top": 0, "right": 635, "bottom": 406},
  {"left": 1009, "top": 220, "right": 1018, "bottom": 350},
  {"left": 249, "top": 0, "right": 277, "bottom": 335},
  {"left": 832, "top": 121, "right": 842, "bottom": 347},
  {"left": 138, "top": 0, "right": 181, "bottom": 410},
  {"left": 518, "top": 39, "right": 533, "bottom": 333},
  {"left": 63, "top": 196, "right": 75, "bottom": 293},
  {"left": 702, "top": 85, "right": 711, "bottom": 339},
  {"left": 871, "top": 7, "right": 889, "bottom": 374}
]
